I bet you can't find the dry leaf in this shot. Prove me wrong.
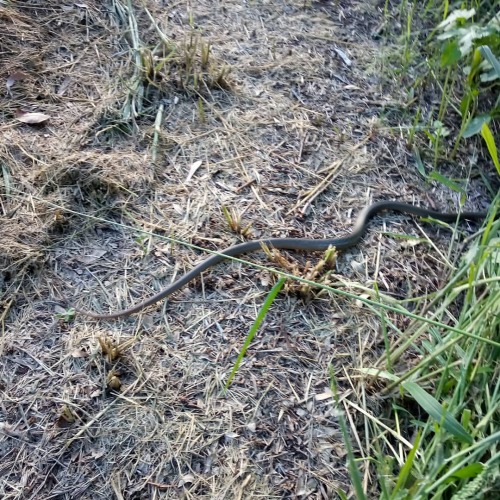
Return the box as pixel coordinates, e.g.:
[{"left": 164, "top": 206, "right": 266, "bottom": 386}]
[
  {"left": 349, "top": 258, "right": 365, "bottom": 272},
  {"left": 70, "top": 348, "right": 88, "bottom": 358},
  {"left": 178, "top": 474, "right": 195, "bottom": 487},
  {"left": 355, "top": 293, "right": 370, "bottom": 308},
  {"left": 15, "top": 110, "right": 51, "bottom": 125},
  {"left": 185, "top": 160, "right": 203, "bottom": 183},
  {"left": 334, "top": 47, "right": 352, "bottom": 67},
  {"left": 315, "top": 388, "right": 333, "bottom": 401},
  {"left": 73, "top": 249, "right": 107, "bottom": 264},
  {"left": 6, "top": 71, "right": 28, "bottom": 91},
  {"left": 259, "top": 272, "right": 271, "bottom": 287},
  {"left": 172, "top": 203, "right": 183, "bottom": 215},
  {"left": 56, "top": 404, "right": 76, "bottom": 428},
  {"left": 246, "top": 421, "right": 257, "bottom": 432}
]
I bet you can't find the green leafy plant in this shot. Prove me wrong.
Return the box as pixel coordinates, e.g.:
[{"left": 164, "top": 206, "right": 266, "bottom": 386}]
[{"left": 437, "top": 9, "right": 500, "bottom": 157}]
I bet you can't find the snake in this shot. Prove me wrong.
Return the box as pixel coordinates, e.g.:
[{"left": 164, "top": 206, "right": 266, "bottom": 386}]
[{"left": 73, "top": 201, "right": 487, "bottom": 320}]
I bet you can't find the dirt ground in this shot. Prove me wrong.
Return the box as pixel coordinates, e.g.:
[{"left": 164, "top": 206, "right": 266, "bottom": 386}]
[{"left": 0, "top": 1, "right": 495, "bottom": 499}]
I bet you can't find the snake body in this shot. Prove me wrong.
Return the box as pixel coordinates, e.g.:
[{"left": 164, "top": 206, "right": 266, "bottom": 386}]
[{"left": 74, "top": 201, "right": 486, "bottom": 320}]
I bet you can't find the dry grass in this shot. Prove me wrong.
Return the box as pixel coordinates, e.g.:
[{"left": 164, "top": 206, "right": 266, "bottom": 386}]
[{"left": 0, "top": 1, "right": 494, "bottom": 498}]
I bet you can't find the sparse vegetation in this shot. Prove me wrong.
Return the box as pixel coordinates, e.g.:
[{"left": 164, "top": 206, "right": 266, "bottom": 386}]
[
  {"left": 0, "top": 1, "right": 498, "bottom": 499},
  {"left": 349, "top": 3, "right": 500, "bottom": 498}
]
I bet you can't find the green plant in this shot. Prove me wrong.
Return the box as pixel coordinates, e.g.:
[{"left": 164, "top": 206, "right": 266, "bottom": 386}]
[
  {"left": 437, "top": 8, "right": 500, "bottom": 157},
  {"left": 225, "top": 277, "right": 286, "bottom": 388},
  {"left": 369, "top": 197, "right": 500, "bottom": 499},
  {"left": 389, "top": 4, "right": 499, "bottom": 191}
]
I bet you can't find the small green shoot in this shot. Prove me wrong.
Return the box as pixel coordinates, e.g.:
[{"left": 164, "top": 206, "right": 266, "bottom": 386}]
[
  {"left": 56, "top": 308, "right": 76, "bottom": 322},
  {"left": 390, "top": 430, "right": 422, "bottom": 499},
  {"left": 225, "top": 278, "right": 286, "bottom": 388},
  {"left": 135, "top": 233, "right": 151, "bottom": 256}
]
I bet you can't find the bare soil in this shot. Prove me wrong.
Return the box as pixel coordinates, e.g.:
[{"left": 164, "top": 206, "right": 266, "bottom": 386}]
[{"left": 0, "top": 1, "right": 495, "bottom": 499}]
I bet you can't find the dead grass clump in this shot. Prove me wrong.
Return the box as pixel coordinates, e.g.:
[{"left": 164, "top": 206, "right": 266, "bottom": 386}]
[
  {"left": 33, "top": 151, "right": 156, "bottom": 197},
  {"left": 0, "top": 7, "right": 47, "bottom": 84},
  {"left": 0, "top": 211, "right": 51, "bottom": 262},
  {"left": 137, "top": 32, "right": 232, "bottom": 95},
  {"left": 0, "top": 1, "right": 160, "bottom": 311},
  {"left": 112, "top": 3, "right": 233, "bottom": 137}
]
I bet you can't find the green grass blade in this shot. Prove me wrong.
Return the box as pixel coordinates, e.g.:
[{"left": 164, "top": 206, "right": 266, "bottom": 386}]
[
  {"left": 427, "top": 171, "right": 466, "bottom": 196},
  {"left": 225, "top": 277, "right": 286, "bottom": 388},
  {"left": 402, "top": 382, "right": 473, "bottom": 444},
  {"left": 480, "top": 122, "right": 500, "bottom": 175},
  {"left": 450, "top": 462, "right": 484, "bottom": 480},
  {"left": 391, "top": 429, "right": 422, "bottom": 499}
]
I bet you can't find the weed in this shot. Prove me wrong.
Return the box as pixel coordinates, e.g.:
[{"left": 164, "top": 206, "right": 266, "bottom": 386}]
[
  {"left": 222, "top": 205, "right": 253, "bottom": 238},
  {"left": 107, "top": 1, "right": 232, "bottom": 134},
  {"left": 437, "top": 8, "right": 500, "bottom": 157}
]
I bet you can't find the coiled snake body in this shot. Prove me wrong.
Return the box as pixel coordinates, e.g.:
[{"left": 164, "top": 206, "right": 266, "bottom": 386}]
[{"left": 74, "top": 201, "right": 486, "bottom": 320}]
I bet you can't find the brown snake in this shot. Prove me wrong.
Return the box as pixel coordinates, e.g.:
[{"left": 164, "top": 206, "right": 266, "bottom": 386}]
[{"left": 73, "top": 201, "right": 487, "bottom": 320}]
